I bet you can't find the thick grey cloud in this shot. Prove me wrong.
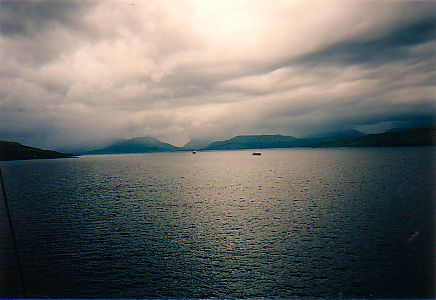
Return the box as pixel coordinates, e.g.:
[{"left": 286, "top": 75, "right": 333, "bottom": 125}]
[
  {"left": 298, "top": 18, "right": 436, "bottom": 66},
  {"left": 0, "top": 0, "right": 435, "bottom": 150},
  {"left": 0, "top": 0, "right": 93, "bottom": 36}
]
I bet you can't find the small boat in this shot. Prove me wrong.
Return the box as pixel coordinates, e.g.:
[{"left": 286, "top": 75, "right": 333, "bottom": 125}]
[
  {"left": 192, "top": 151, "right": 197, "bottom": 154},
  {"left": 252, "top": 152, "right": 261, "bottom": 156}
]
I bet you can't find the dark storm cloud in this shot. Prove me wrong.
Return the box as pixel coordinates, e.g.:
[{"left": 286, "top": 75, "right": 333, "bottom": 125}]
[
  {"left": 0, "top": 0, "right": 435, "bottom": 149},
  {"left": 297, "top": 17, "right": 436, "bottom": 66}
]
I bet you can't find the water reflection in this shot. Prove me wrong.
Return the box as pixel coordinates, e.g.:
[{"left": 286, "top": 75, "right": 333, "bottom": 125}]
[{"left": 0, "top": 148, "right": 434, "bottom": 298}]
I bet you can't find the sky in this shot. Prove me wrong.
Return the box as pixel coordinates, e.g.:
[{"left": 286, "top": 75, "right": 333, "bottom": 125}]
[{"left": 0, "top": 0, "right": 435, "bottom": 150}]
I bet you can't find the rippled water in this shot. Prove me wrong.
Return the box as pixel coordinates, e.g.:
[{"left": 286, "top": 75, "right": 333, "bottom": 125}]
[{"left": 1, "top": 148, "right": 434, "bottom": 298}]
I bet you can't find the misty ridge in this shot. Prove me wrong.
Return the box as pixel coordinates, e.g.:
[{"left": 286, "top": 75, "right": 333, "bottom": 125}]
[
  {"left": 3, "top": 126, "right": 434, "bottom": 161},
  {"left": 82, "top": 126, "right": 436, "bottom": 155}
]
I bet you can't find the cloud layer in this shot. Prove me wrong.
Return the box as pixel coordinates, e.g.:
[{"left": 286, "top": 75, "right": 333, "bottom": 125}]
[{"left": 1, "top": 0, "right": 435, "bottom": 149}]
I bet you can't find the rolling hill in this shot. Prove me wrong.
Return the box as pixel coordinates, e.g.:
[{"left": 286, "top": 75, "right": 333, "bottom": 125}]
[
  {"left": 0, "top": 141, "right": 75, "bottom": 161},
  {"left": 303, "top": 129, "right": 366, "bottom": 146},
  {"left": 323, "top": 126, "right": 436, "bottom": 147},
  {"left": 206, "top": 134, "right": 303, "bottom": 150},
  {"left": 83, "top": 137, "right": 180, "bottom": 154}
]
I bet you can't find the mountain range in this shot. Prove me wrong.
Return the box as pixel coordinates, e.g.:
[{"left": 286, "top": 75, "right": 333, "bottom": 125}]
[
  {"left": 206, "top": 134, "right": 304, "bottom": 150},
  {"left": 323, "top": 126, "right": 436, "bottom": 147},
  {"left": 1, "top": 126, "right": 434, "bottom": 160},
  {"left": 80, "top": 126, "right": 435, "bottom": 154}
]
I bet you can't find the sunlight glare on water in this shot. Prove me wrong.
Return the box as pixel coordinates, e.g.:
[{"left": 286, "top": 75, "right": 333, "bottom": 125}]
[{"left": 0, "top": 148, "right": 434, "bottom": 298}]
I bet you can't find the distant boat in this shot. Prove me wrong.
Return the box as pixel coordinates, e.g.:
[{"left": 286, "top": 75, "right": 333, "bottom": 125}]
[
  {"left": 192, "top": 151, "right": 197, "bottom": 154},
  {"left": 252, "top": 152, "right": 261, "bottom": 156}
]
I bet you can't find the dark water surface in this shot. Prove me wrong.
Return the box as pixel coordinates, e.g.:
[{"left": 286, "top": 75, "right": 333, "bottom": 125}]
[{"left": 1, "top": 148, "right": 434, "bottom": 298}]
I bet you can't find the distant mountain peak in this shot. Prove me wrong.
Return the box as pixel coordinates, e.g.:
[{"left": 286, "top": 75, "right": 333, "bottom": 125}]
[
  {"left": 83, "top": 136, "right": 179, "bottom": 154},
  {"left": 74, "top": 125, "right": 436, "bottom": 155},
  {"left": 182, "top": 138, "right": 213, "bottom": 150}
]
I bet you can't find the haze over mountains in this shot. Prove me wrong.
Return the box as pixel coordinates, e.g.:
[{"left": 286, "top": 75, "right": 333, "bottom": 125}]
[
  {"left": 81, "top": 129, "right": 367, "bottom": 154},
  {"left": 181, "top": 139, "right": 214, "bottom": 151},
  {"left": 80, "top": 126, "right": 436, "bottom": 155},
  {"left": 1, "top": 126, "right": 434, "bottom": 160},
  {"left": 325, "top": 126, "right": 436, "bottom": 147}
]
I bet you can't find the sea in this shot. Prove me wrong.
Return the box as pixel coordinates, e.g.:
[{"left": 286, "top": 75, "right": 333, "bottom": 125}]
[{"left": 0, "top": 148, "right": 434, "bottom": 298}]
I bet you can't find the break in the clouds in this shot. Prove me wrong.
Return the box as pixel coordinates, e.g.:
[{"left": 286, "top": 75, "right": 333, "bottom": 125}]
[{"left": 0, "top": 0, "right": 435, "bottom": 149}]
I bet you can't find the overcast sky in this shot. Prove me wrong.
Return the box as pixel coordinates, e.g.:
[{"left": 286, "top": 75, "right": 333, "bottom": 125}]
[{"left": 0, "top": 0, "right": 435, "bottom": 149}]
